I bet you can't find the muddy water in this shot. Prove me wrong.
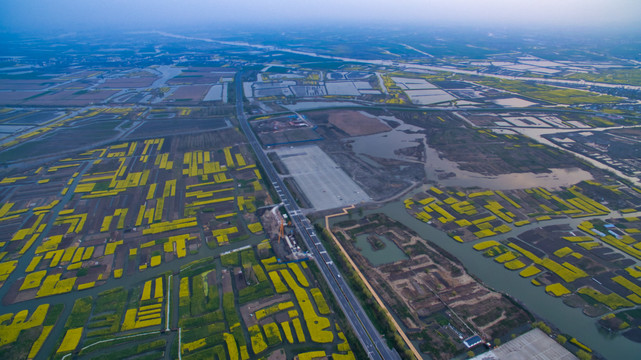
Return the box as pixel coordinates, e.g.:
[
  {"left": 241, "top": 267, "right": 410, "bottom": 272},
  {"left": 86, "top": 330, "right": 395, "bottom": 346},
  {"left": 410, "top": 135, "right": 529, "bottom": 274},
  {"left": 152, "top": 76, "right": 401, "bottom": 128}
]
[
  {"left": 328, "top": 200, "right": 638, "bottom": 360},
  {"left": 349, "top": 120, "right": 593, "bottom": 190},
  {"left": 353, "top": 233, "right": 408, "bottom": 266},
  {"left": 349, "top": 120, "right": 424, "bottom": 162},
  {"left": 421, "top": 144, "right": 593, "bottom": 190}
]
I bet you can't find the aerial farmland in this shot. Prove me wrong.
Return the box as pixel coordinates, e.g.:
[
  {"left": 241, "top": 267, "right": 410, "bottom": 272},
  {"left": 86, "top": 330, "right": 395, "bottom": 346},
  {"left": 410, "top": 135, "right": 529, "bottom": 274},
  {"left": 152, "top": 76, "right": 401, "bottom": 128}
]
[
  {"left": 0, "top": 121, "right": 361, "bottom": 359},
  {"left": 1, "top": 20, "right": 641, "bottom": 360}
]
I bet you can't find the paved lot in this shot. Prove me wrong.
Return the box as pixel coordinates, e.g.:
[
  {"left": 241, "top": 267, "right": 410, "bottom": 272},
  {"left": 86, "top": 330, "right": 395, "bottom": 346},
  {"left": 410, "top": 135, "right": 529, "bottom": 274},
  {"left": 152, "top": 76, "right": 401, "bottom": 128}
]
[
  {"left": 471, "top": 328, "right": 577, "bottom": 360},
  {"left": 275, "top": 145, "right": 371, "bottom": 211}
]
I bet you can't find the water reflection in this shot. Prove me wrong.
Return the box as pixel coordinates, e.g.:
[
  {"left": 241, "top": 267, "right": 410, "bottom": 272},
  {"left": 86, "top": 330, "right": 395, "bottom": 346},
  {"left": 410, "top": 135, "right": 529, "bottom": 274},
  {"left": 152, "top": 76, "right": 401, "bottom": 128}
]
[
  {"left": 348, "top": 119, "right": 424, "bottom": 161},
  {"left": 348, "top": 116, "right": 593, "bottom": 190},
  {"left": 423, "top": 145, "right": 593, "bottom": 189},
  {"left": 354, "top": 233, "right": 408, "bottom": 266}
]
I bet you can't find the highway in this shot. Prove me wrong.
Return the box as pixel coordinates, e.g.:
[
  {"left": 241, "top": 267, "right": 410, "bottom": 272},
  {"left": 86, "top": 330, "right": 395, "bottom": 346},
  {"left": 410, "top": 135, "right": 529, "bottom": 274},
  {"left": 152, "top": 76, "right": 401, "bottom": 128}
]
[{"left": 234, "top": 74, "right": 400, "bottom": 360}]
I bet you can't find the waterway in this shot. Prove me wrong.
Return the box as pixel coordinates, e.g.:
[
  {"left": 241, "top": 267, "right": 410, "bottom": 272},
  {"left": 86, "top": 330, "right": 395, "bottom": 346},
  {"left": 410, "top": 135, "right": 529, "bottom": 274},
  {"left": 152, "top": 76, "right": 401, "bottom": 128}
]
[{"left": 328, "top": 199, "right": 640, "bottom": 360}]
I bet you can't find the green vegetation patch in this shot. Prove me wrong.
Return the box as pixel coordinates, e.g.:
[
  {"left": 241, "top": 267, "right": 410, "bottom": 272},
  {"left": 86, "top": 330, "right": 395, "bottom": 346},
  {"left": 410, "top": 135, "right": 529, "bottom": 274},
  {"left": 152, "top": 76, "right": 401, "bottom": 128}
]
[
  {"left": 221, "top": 252, "right": 239, "bottom": 267},
  {"left": 476, "top": 78, "right": 624, "bottom": 105},
  {"left": 65, "top": 296, "right": 93, "bottom": 329},
  {"left": 566, "top": 68, "right": 641, "bottom": 86},
  {"left": 578, "top": 287, "right": 634, "bottom": 310}
]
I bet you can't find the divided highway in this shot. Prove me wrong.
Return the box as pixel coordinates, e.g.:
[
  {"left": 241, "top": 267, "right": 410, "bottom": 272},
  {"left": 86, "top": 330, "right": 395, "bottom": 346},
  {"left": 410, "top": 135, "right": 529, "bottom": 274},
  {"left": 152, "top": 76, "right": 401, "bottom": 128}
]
[{"left": 234, "top": 74, "right": 400, "bottom": 360}]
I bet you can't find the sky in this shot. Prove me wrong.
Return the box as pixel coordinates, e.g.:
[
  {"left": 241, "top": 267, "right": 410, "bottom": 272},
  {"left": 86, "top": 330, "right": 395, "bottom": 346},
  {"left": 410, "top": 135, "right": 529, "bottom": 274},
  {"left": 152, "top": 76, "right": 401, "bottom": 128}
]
[{"left": 1, "top": 0, "right": 640, "bottom": 32}]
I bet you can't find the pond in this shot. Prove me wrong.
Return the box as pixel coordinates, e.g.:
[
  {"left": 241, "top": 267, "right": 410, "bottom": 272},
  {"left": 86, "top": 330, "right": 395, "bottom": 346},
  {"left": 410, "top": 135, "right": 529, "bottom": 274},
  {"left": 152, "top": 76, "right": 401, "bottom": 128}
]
[
  {"left": 354, "top": 233, "right": 408, "bottom": 266},
  {"left": 349, "top": 116, "right": 593, "bottom": 190}
]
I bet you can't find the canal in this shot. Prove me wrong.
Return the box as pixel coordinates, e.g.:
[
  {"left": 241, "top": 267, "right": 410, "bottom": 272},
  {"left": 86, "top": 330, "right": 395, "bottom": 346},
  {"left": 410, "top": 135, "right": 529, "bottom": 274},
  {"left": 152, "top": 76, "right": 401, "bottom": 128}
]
[{"left": 327, "top": 198, "right": 639, "bottom": 360}]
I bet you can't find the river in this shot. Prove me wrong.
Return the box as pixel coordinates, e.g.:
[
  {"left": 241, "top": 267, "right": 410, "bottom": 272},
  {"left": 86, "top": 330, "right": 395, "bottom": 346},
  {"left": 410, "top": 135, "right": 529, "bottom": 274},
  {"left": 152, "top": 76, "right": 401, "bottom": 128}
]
[{"left": 328, "top": 200, "right": 640, "bottom": 360}]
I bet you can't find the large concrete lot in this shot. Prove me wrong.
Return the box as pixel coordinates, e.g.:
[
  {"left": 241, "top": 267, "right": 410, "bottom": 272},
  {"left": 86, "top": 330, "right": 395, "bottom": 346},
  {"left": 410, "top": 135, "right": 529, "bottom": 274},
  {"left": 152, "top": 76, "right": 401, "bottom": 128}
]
[
  {"left": 472, "top": 328, "right": 577, "bottom": 360},
  {"left": 275, "top": 145, "right": 371, "bottom": 211}
]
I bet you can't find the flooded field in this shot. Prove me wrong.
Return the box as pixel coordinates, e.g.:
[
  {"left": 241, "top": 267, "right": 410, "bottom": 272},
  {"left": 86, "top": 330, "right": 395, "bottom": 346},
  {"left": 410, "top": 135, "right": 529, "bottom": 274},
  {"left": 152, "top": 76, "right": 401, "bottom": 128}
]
[
  {"left": 422, "top": 145, "right": 593, "bottom": 190},
  {"left": 349, "top": 117, "right": 593, "bottom": 190},
  {"left": 349, "top": 120, "right": 424, "bottom": 162}
]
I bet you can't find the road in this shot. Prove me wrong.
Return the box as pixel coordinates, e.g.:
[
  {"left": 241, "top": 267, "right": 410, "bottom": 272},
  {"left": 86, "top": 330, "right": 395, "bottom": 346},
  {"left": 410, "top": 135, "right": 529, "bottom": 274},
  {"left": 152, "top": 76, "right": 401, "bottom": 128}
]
[{"left": 234, "top": 74, "right": 400, "bottom": 360}]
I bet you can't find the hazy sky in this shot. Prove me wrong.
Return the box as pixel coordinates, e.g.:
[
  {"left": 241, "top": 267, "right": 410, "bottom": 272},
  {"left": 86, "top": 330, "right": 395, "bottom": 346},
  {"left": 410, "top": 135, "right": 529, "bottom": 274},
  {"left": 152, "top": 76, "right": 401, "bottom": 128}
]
[{"left": 1, "top": 0, "right": 640, "bottom": 32}]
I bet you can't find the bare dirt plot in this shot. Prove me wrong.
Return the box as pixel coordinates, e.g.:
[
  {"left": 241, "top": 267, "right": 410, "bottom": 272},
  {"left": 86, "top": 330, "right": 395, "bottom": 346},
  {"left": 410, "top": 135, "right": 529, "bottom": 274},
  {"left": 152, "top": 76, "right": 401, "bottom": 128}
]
[
  {"left": 333, "top": 214, "right": 532, "bottom": 360},
  {"left": 258, "top": 128, "right": 321, "bottom": 146},
  {"left": 166, "top": 67, "right": 231, "bottom": 85},
  {"left": 23, "top": 89, "right": 119, "bottom": 106},
  {"left": 124, "top": 118, "right": 229, "bottom": 139},
  {"left": 97, "top": 77, "right": 157, "bottom": 88},
  {"left": 275, "top": 145, "right": 371, "bottom": 211},
  {"left": 325, "top": 81, "right": 361, "bottom": 96},
  {"left": 328, "top": 110, "right": 391, "bottom": 136},
  {"left": 0, "top": 79, "right": 58, "bottom": 90},
  {"left": 0, "top": 91, "right": 46, "bottom": 105},
  {"left": 203, "top": 84, "right": 224, "bottom": 101},
  {"left": 5, "top": 111, "right": 64, "bottom": 125},
  {"left": 492, "top": 97, "right": 538, "bottom": 108},
  {"left": 404, "top": 89, "right": 456, "bottom": 105},
  {"left": 164, "top": 85, "right": 210, "bottom": 102},
  {"left": 252, "top": 114, "right": 322, "bottom": 146}
]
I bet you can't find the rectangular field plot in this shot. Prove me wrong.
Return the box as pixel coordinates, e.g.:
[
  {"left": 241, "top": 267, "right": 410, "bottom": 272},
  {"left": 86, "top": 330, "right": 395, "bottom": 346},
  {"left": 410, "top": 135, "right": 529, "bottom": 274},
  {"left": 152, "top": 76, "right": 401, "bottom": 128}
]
[
  {"left": 325, "top": 81, "right": 361, "bottom": 96},
  {"left": 203, "top": 84, "right": 224, "bottom": 101},
  {"left": 0, "top": 125, "right": 33, "bottom": 134},
  {"left": 97, "top": 76, "right": 157, "bottom": 88},
  {"left": 4, "top": 110, "right": 64, "bottom": 125},
  {"left": 164, "top": 85, "right": 210, "bottom": 102},
  {"left": 405, "top": 89, "right": 456, "bottom": 105},
  {"left": 275, "top": 145, "right": 370, "bottom": 211},
  {"left": 492, "top": 97, "right": 538, "bottom": 108},
  {"left": 391, "top": 77, "right": 437, "bottom": 90},
  {"left": 503, "top": 116, "right": 551, "bottom": 127}
]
